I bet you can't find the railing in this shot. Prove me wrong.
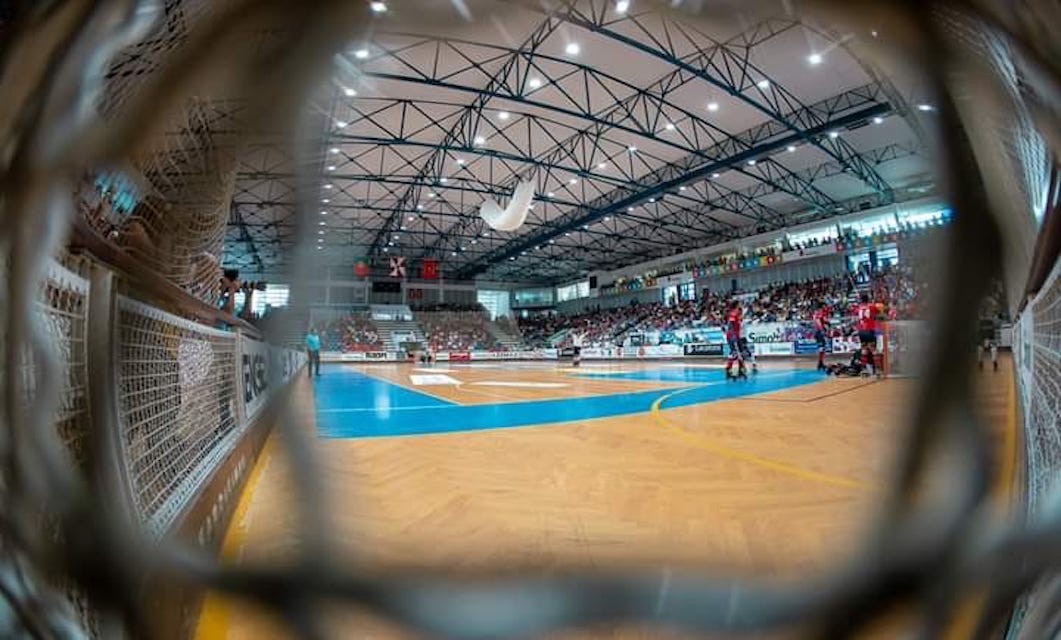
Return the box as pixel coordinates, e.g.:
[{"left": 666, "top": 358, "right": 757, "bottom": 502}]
[{"left": 25, "top": 248, "right": 306, "bottom": 635}]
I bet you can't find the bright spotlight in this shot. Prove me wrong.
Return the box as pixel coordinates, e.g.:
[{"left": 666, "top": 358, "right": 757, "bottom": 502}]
[
  {"left": 615, "top": 0, "right": 630, "bottom": 13},
  {"left": 756, "top": 79, "right": 770, "bottom": 89},
  {"left": 369, "top": 2, "right": 387, "bottom": 13},
  {"left": 808, "top": 53, "right": 823, "bottom": 65},
  {"left": 565, "top": 42, "right": 581, "bottom": 56},
  {"left": 354, "top": 48, "right": 369, "bottom": 59},
  {"left": 706, "top": 101, "right": 719, "bottom": 112}
]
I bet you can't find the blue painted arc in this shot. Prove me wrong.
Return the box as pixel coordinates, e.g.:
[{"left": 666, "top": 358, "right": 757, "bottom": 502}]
[{"left": 313, "top": 367, "right": 822, "bottom": 438}]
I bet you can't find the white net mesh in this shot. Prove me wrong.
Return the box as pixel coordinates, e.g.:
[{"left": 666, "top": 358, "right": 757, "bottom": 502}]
[
  {"left": 882, "top": 320, "right": 929, "bottom": 378},
  {"left": 115, "top": 296, "right": 239, "bottom": 537}
]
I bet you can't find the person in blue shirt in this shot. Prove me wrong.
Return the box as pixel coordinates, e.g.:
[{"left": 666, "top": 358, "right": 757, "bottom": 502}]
[{"left": 305, "top": 327, "right": 321, "bottom": 378}]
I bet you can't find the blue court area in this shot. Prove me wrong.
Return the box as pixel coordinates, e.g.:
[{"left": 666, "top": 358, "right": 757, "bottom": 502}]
[{"left": 314, "top": 366, "right": 823, "bottom": 438}]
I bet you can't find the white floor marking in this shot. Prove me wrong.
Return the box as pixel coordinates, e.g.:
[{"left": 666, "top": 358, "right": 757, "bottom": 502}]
[
  {"left": 409, "top": 374, "right": 461, "bottom": 386},
  {"left": 470, "top": 381, "right": 570, "bottom": 389}
]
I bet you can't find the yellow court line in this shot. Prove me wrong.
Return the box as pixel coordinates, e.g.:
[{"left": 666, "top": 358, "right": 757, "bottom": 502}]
[
  {"left": 194, "top": 438, "right": 276, "bottom": 640},
  {"left": 649, "top": 388, "right": 869, "bottom": 491},
  {"left": 945, "top": 374, "right": 1021, "bottom": 640}
]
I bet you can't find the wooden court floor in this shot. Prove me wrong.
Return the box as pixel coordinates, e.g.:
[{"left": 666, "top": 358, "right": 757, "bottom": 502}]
[{"left": 196, "top": 357, "right": 1017, "bottom": 639}]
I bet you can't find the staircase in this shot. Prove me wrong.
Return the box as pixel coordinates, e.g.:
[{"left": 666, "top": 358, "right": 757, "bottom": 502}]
[
  {"left": 487, "top": 318, "right": 526, "bottom": 350},
  {"left": 374, "top": 319, "right": 425, "bottom": 352}
]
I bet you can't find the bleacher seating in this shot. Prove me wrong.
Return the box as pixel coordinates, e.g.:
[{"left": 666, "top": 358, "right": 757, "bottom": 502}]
[{"left": 519, "top": 268, "right": 930, "bottom": 347}]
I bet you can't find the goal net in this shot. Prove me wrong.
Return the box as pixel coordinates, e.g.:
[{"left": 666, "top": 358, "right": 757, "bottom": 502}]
[{"left": 881, "top": 321, "right": 929, "bottom": 378}]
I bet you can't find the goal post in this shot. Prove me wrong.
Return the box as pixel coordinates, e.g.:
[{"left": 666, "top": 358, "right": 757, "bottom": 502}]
[{"left": 880, "top": 321, "right": 929, "bottom": 378}]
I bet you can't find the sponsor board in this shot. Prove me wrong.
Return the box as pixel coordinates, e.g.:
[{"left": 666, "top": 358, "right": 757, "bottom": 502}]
[
  {"left": 449, "top": 351, "right": 471, "bottom": 362},
  {"left": 684, "top": 343, "right": 724, "bottom": 356},
  {"left": 830, "top": 337, "right": 861, "bottom": 354},
  {"left": 240, "top": 338, "right": 306, "bottom": 423},
  {"left": 753, "top": 342, "right": 795, "bottom": 356},
  {"left": 793, "top": 339, "right": 821, "bottom": 355},
  {"left": 240, "top": 338, "right": 271, "bottom": 421}
]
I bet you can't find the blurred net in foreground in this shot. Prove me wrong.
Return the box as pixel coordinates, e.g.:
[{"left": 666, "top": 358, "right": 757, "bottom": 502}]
[{"left": 0, "top": 0, "right": 1059, "bottom": 639}]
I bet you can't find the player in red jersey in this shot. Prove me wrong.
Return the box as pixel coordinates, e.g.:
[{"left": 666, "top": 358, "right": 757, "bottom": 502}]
[
  {"left": 724, "top": 299, "right": 747, "bottom": 380},
  {"left": 853, "top": 293, "right": 883, "bottom": 376},
  {"left": 812, "top": 302, "right": 830, "bottom": 372}
]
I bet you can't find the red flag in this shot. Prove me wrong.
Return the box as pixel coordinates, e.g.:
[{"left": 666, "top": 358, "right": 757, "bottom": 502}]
[{"left": 421, "top": 258, "right": 438, "bottom": 279}]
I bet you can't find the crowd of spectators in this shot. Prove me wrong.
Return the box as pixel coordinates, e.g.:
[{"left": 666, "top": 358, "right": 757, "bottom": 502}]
[
  {"left": 319, "top": 314, "right": 383, "bottom": 352},
  {"left": 419, "top": 311, "right": 502, "bottom": 352},
  {"left": 520, "top": 268, "right": 929, "bottom": 348}
]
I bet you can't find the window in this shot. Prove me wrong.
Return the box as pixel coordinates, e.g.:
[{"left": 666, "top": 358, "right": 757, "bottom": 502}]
[
  {"left": 556, "top": 280, "right": 590, "bottom": 302},
  {"left": 514, "top": 288, "right": 554, "bottom": 307},
  {"left": 252, "top": 284, "right": 289, "bottom": 315},
  {"left": 477, "top": 290, "right": 511, "bottom": 320}
]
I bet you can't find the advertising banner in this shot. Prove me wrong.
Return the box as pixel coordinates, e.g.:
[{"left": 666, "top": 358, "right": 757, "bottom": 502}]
[
  {"left": 449, "top": 351, "right": 471, "bottom": 362},
  {"left": 830, "top": 337, "right": 861, "bottom": 354},
  {"left": 793, "top": 339, "right": 821, "bottom": 355},
  {"left": 753, "top": 342, "right": 795, "bottom": 356},
  {"left": 684, "top": 343, "right": 724, "bottom": 356},
  {"left": 240, "top": 337, "right": 272, "bottom": 422}
]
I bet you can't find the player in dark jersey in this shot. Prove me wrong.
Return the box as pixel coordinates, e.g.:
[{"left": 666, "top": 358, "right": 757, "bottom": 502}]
[
  {"left": 853, "top": 293, "right": 883, "bottom": 376},
  {"left": 724, "top": 300, "right": 747, "bottom": 380},
  {"left": 812, "top": 302, "right": 829, "bottom": 372}
]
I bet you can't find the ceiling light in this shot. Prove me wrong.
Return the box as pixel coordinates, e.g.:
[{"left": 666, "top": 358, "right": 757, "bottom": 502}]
[
  {"left": 808, "top": 53, "right": 823, "bottom": 65},
  {"left": 510, "top": 256, "right": 516, "bottom": 261},
  {"left": 756, "top": 79, "right": 770, "bottom": 89},
  {"left": 565, "top": 42, "right": 581, "bottom": 56},
  {"left": 326, "top": 165, "right": 336, "bottom": 171},
  {"left": 627, "top": 207, "right": 633, "bottom": 212},
  {"left": 528, "top": 77, "right": 543, "bottom": 90},
  {"left": 498, "top": 111, "right": 510, "bottom": 121},
  {"left": 472, "top": 239, "right": 477, "bottom": 244},
  {"left": 343, "top": 87, "right": 357, "bottom": 97},
  {"left": 627, "top": 145, "right": 637, "bottom": 152},
  {"left": 615, "top": 0, "right": 630, "bottom": 13},
  {"left": 452, "top": 251, "right": 458, "bottom": 256},
  {"left": 604, "top": 216, "right": 611, "bottom": 221},
  {"left": 873, "top": 116, "right": 884, "bottom": 125},
  {"left": 317, "top": 246, "right": 323, "bottom": 250},
  {"left": 318, "top": 230, "right": 324, "bottom": 235},
  {"left": 917, "top": 104, "right": 934, "bottom": 112},
  {"left": 320, "top": 210, "right": 327, "bottom": 215},
  {"left": 648, "top": 197, "right": 656, "bottom": 203},
  {"left": 828, "top": 131, "right": 839, "bottom": 139},
  {"left": 707, "top": 101, "right": 719, "bottom": 112},
  {"left": 664, "top": 122, "right": 675, "bottom": 131},
  {"left": 324, "top": 184, "right": 333, "bottom": 189},
  {"left": 383, "top": 247, "right": 389, "bottom": 252},
  {"left": 679, "top": 186, "right": 686, "bottom": 191},
  {"left": 321, "top": 198, "right": 329, "bottom": 203},
  {"left": 483, "top": 231, "right": 489, "bottom": 236},
  {"left": 456, "top": 158, "right": 465, "bottom": 165},
  {"left": 370, "top": 1, "right": 387, "bottom": 13},
  {"left": 440, "top": 177, "right": 448, "bottom": 183},
  {"left": 416, "top": 204, "right": 423, "bottom": 210},
  {"left": 569, "top": 178, "right": 578, "bottom": 184},
  {"left": 428, "top": 192, "right": 436, "bottom": 198},
  {"left": 547, "top": 191, "right": 555, "bottom": 197},
  {"left": 871, "top": 30, "right": 879, "bottom": 38},
  {"left": 335, "top": 120, "right": 348, "bottom": 128},
  {"left": 329, "top": 147, "right": 340, "bottom": 154},
  {"left": 407, "top": 216, "right": 414, "bottom": 221},
  {"left": 747, "top": 159, "right": 757, "bottom": 166},
  {"left": 474, "top": 136, "right": 486, "bottom": 146},
  {"left": 354, "top": 49, "right": 369, "bottom": 59},
  {"left": 319, "top": 221, "right": 326, "bottom": 226},
  {"left": 400, "top": 225, "right": 407, "bottom": 230},
  {"left": 711, "top": 173, "right": 720, "bottom": 179},
  {"left": 597, "top": 162, "right": 608, "bottom": 169},
  {"left": 787, "top": 145, "right": 797, "bottom": 152}
]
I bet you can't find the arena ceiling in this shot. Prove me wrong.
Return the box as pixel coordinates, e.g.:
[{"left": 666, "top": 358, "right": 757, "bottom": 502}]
[{"left": 224, "top": 0, "right": 938, "bottom": 283}]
